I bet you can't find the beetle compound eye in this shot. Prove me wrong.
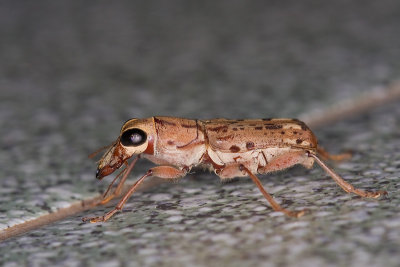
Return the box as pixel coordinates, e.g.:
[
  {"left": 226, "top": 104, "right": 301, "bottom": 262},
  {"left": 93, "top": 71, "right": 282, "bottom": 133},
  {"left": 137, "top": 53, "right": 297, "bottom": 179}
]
[{"left": 120, "top": 128, "right": 147, "bottom": 147}]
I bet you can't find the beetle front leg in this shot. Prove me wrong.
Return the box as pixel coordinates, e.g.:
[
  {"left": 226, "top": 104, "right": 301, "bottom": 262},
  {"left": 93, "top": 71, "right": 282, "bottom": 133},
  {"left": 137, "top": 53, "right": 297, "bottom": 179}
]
[
  {"left": 100, "top": 156, "right": 140, "bottom": 205},
  {"left": 82, "top": 166, "right": 188, "bottom": 223}
]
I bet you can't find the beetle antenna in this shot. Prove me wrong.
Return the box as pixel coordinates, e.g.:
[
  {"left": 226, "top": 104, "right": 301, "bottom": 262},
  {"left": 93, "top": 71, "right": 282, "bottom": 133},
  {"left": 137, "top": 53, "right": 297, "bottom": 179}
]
[{"left": 88, "top": 141, "right": 116, "bottom": 159}]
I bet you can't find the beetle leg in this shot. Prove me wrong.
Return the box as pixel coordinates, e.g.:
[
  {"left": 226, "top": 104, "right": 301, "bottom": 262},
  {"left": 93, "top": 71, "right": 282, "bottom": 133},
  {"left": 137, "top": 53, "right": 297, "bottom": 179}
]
[
  {"left": 308, "top": 152, "right": 387, "bottom": 198},
  {"left": 317, "top": 146, "right": 352, "bottom": 161},
  {"left": 100, "top": 156, "right": 140, "bottom": 205},
  {"left": 239, "top": 164, "right": 307, "bottom": 218},
  {"left": 101, "top": 163, "right": 128, "bottom": 202},
  {"left": 83, "top": 166, "right": 188, "bottom": 223}
]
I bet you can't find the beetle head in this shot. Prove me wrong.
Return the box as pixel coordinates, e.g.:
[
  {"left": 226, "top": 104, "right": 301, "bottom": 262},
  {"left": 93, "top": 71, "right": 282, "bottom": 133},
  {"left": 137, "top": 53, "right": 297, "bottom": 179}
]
[{"left": 96, "top": 118, "right": 155, "bottom": 179}]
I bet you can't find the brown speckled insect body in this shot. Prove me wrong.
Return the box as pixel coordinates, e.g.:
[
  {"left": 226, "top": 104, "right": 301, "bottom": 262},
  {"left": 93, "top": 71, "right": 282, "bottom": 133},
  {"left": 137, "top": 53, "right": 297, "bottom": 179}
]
[{"left": 83, "top": 117, "right": 386, "bottom": 222}]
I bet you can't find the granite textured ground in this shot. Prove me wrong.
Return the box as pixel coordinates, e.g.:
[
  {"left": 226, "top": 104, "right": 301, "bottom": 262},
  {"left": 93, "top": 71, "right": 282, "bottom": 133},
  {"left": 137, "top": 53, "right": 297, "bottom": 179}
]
[{"left": 1, "top": 1, "right": 400, "bottom": 266}]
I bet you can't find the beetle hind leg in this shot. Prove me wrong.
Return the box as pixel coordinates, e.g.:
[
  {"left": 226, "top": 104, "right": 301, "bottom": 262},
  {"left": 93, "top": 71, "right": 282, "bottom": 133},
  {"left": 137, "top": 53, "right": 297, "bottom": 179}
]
[
  {"left": 317, "top": 146, "right": 352, "bottom": 161},
  {"left": 308, "top": 152, "right": 387, "bottom": 198}
]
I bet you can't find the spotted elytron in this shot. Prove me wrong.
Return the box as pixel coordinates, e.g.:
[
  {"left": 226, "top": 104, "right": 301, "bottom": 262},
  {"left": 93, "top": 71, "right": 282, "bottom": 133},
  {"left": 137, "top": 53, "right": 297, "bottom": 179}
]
[{"left": 83, "top": 117, "right": 387, "bottom": 222}]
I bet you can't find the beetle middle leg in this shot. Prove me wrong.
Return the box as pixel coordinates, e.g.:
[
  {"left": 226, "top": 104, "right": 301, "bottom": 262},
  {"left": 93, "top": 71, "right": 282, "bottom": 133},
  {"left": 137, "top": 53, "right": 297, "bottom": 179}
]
[
  {"left": 83, "top": 166, "right": 188, "bottom": 223},
  {"left": 239, "top": 164, "right": 307, "bottom": 218},
  {"left": 216, "top": 163, "right": 306, "bottom": 218}
]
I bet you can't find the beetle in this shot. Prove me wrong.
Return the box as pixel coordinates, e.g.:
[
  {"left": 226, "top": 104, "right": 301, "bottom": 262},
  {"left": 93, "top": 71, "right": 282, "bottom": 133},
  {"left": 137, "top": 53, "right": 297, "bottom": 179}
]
[{"left": 83, "top": 116, "right": 387, "bottom": 223}]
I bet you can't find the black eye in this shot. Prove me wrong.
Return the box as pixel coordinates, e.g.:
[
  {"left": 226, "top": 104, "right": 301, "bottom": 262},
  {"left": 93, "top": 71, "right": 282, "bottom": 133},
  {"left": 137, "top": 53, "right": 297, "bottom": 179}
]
[{"left": 120, "top": 128, "right": 147, "bottom": 147}]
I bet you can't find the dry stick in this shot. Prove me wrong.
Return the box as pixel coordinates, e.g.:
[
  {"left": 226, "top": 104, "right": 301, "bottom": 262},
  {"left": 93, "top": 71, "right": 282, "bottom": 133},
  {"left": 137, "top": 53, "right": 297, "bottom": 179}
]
[
  {"left": 0, "top": 196, "right": 100, "bottom": 242},
  {"left": 1, "top": 81, "right": 400, "bottom": 242},
  {"left": 299, "top": 80, "right": 400, "bottom": 128},
  {"left": 0, "top": 177, "right": 164, "bottom": 242}
]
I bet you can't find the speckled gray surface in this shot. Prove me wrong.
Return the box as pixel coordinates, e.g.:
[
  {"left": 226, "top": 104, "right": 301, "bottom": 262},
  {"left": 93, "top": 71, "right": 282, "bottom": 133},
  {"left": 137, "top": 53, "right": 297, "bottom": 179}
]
[{"left": 1, "top": 1, "right": 400, "bottom": 266}]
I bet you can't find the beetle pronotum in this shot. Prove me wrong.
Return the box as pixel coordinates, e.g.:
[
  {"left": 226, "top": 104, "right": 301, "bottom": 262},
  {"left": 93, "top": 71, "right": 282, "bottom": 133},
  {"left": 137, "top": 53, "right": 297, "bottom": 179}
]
[{"left": 83, "top": 117, "right": 387, "bottom": 223}]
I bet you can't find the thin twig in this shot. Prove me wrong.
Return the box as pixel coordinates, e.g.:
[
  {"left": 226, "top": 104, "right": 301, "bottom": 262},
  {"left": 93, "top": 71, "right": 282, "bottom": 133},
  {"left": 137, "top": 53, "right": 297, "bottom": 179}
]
[
  {"left": 300, "top": 80, "right": 400, "bottom": 128},
  {"left": 0, "top": 177, "right": 163, "bottom": 242}
]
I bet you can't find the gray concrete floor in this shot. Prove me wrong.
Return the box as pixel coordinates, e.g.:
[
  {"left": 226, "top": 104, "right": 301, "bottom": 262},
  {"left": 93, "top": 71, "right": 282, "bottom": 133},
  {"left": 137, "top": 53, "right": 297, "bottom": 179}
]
[{"left": 1, "top": 1, "right": 400, "bottom": 266}]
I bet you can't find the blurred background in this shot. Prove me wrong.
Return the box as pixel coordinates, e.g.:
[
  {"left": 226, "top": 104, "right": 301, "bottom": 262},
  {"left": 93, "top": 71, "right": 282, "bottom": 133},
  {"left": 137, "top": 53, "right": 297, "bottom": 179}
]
[
  {"left": 1, "top": 1, "right": 400, "bottom": 266},
  {"left": 2, "top": 0, "right": 400, "bottom": 181},
  {"left": 2, "top": 0, "right": 399, "bottom": 166}
]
